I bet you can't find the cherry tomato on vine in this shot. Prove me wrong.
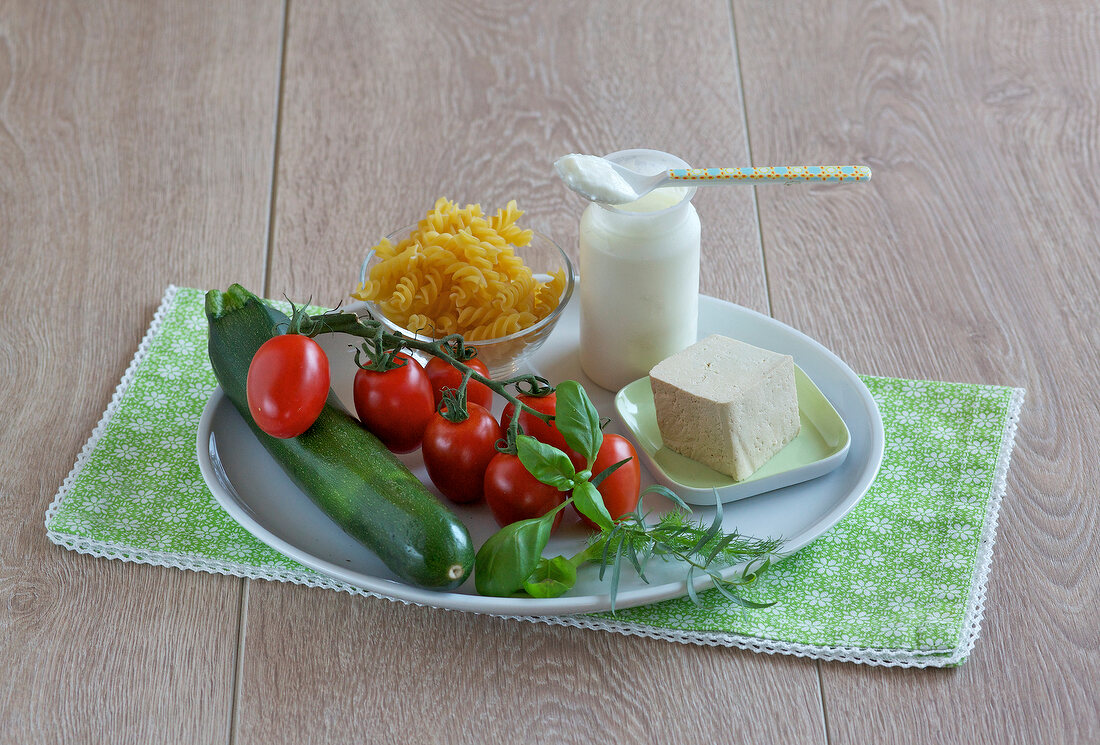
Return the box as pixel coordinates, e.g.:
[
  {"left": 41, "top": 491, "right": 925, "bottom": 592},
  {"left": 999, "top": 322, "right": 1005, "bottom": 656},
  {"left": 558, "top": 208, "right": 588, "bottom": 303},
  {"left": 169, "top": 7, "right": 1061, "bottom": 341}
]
[
  {"left": 422, "top": 403, "right": 503, "bottom": 504},
  {"left": 352, "top": 352, "right": 435, "bottom": 454},
  {"left": 484, "top": 452, "right": 566, "bottom": 531},
  {"left": 424, "top": 356, "right": 493, "bottom": 411},
  {"left": 576, "top": 434, "right": 641, "bottom": 530},
  {"left": 246, "top": 334, "right": 330, "bottom": 439},
  {"left": 500, "top": 393, "right": 586, "bottom": 471}
]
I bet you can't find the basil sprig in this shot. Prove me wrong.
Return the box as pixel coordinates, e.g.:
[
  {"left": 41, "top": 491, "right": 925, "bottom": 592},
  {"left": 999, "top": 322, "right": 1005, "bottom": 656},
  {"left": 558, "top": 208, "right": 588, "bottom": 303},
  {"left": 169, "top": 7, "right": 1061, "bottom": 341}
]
[
  {"left": 473, "top": 380, "right": 781, "bottom": 611},
  {"left": 473, "top": 505, "right": 564, "bottom": 597},
  {"left": 474, "top": 382, "right": 609, "bottom": 598},
  {"left": 552, "top": 380, "right": 603, "bottom": 467}
]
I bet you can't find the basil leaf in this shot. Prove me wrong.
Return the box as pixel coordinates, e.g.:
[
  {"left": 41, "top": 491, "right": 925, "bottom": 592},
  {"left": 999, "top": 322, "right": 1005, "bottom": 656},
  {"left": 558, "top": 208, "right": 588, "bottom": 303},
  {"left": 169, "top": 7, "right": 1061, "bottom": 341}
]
[
  {"left": 553, "top": 380, "right": 603, "bottom": 467},
  {"left": 522, "top": 556, "right": 578, "bottom": 598},
  {"left": 572, "top": 480, "right": 613, "bottom": 531},
  {"left": 516, "top": 435, "right": 575, "bottom": 490},
  {"left": 474, "top": 512, "right": 556, "bottom": 597}
]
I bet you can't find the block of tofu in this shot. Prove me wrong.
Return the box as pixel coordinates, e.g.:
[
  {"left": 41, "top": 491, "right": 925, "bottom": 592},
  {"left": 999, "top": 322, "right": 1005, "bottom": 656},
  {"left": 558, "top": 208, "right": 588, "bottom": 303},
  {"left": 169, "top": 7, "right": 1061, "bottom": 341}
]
[{"left": 649, "top": 334, "right": 800, "bottom": 481}]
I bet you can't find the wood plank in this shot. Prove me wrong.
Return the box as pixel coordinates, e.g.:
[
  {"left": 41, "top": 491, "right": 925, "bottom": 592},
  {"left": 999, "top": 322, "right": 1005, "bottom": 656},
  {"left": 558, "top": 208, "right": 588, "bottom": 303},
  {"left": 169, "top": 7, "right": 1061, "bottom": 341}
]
[
  {"left": 268, "top": 0, "right": 770, "bottom": 314},
  {"left": 0, "top": 1, "right": 283, "bottom": 742},
  {"left": 240, "top": 1, "right": 822, "bottom": 742},
  {"left": 734, "top": 1, "right": 1099, "bottom": 741},
  {"left": 242, "top": 588, "right": 823, "bottom": 744}
]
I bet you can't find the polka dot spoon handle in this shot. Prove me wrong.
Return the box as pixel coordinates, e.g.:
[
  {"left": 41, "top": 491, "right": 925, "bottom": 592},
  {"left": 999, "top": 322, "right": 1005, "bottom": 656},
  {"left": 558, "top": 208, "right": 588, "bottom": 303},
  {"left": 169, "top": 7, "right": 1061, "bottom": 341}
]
[{"left": 667, "top": 165, "right": 872, "bottom": 184}]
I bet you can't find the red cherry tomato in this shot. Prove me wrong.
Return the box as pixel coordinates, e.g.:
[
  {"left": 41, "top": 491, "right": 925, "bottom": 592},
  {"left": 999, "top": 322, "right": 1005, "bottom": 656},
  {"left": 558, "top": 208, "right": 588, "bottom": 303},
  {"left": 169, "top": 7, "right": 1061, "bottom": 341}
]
[
  {"left": 500, "top": 393, "right": 586, "bottom": 471},
  {"left": 576, "top": 434, "right": 641, "bottom": 530},
  {"left": 246, "top": 334, "right": 330, "bottom": 439},
  {"left": 424, "top": 356, "right": 493, "bottom": 411},
  {"left": 421, "top": 403, "right": 503, "bottom": 504},
  {"left": 352, "top": 353, "right": 435, "bottom": 453},
  {"left": 483, "top": 452, "right": 566, "bottom": 531}
]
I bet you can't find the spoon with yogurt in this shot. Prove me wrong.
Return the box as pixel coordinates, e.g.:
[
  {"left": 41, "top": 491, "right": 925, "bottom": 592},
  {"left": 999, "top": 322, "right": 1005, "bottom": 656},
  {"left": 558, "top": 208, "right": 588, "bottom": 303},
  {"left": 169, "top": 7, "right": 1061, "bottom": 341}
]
[{"left": 554, "top": 153, "right": 871, "bottom": 205}]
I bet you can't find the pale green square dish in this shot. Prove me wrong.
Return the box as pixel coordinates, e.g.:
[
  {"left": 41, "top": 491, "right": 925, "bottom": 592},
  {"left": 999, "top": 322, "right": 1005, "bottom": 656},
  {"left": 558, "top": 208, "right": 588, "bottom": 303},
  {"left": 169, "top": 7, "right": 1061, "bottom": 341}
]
[{"left": 614, "top": 367, "right": 851, "bottom": 505}]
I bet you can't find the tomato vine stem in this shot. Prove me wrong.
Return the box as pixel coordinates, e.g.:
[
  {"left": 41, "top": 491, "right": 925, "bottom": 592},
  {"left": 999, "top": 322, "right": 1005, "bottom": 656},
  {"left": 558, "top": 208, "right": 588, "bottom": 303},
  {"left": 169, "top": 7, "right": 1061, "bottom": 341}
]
[{"left": 293, "top": 307, "right": 557, "bottom": 435}]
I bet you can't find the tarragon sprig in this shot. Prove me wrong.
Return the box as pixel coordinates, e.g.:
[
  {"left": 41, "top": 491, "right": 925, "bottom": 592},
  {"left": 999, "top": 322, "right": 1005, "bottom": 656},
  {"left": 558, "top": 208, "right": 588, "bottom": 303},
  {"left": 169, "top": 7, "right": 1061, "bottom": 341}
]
[{"left": 587, "top": 488, "right": 782, "bottom": 613}]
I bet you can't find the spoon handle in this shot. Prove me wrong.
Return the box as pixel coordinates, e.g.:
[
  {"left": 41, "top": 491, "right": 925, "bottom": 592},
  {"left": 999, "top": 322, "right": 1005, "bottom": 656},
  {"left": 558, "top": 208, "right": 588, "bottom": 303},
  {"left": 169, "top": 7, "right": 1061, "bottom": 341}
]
[{"left": 667, "top": 165, "right": 872, "bottom": 184}]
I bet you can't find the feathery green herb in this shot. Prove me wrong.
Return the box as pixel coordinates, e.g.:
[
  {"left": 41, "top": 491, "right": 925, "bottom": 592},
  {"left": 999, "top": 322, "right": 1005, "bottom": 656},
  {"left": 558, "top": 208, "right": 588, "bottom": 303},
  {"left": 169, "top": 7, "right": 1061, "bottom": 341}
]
[{"left": 586, "top": 488, "right": 781, "bottom": 612}]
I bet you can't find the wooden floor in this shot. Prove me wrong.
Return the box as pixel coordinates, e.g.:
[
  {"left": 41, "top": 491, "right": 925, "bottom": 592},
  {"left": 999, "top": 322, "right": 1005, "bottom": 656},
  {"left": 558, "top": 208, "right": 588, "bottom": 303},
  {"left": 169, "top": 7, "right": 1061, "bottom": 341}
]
[{"left": 2, "top": 1, "right": 1097, "bottom": 742}]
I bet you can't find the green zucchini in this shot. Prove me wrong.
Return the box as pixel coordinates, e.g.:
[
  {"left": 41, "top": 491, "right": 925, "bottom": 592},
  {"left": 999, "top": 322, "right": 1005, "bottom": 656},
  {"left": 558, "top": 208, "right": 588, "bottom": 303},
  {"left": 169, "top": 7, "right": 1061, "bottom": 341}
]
[{"left": 205, "top": 283, "right": 474, "bottom": 589}]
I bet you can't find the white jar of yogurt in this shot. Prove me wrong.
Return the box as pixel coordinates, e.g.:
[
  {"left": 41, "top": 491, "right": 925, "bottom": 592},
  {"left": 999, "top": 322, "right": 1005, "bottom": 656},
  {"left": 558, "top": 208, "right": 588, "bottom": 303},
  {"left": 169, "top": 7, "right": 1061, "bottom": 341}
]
[{"left": 577, "top": 149, "right": 701, "bottom": 391}]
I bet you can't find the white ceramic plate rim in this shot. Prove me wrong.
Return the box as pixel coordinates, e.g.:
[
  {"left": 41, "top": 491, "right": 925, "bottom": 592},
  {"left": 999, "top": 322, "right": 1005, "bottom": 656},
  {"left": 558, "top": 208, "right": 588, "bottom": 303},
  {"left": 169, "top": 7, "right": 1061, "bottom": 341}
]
[{"left": 196, "top": 294, "right": 884, "bottom": 615}]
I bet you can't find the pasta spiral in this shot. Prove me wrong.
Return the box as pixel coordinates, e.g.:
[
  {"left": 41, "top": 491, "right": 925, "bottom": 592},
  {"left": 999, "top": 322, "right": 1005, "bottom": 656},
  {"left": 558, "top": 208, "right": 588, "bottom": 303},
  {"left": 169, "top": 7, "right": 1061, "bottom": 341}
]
[{"left": 352, "top": 198, "right": 566, "bottom": 342}]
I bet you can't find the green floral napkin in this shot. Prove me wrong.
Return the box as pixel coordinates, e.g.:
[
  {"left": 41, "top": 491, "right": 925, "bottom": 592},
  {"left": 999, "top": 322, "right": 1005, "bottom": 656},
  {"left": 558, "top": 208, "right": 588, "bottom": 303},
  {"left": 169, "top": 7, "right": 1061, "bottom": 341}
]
[{"left": 45, "top": 287, "right": 1023, "bottom": 667}]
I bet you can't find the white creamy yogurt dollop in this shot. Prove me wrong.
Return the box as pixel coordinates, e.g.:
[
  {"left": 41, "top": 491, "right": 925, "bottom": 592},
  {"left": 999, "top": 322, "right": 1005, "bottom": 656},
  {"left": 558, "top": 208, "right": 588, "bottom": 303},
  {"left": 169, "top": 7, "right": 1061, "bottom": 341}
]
[{"left": 554, "top": 153, "right": 640, "bottom": 204}]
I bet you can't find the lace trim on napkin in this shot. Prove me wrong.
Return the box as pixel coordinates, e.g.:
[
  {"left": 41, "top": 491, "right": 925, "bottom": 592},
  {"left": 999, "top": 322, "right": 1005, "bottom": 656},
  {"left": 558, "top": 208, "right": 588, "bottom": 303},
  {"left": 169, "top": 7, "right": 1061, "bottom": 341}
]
[{"left": 525, "top": 384, "right": 1024, "bottom": 668}]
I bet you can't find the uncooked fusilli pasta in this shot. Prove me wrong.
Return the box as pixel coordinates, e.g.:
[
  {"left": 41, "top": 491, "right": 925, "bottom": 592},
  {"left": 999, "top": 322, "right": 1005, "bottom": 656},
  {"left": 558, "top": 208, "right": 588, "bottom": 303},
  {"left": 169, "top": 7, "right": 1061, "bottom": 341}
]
[{"left": 352, "top": 198, "right": 566, "bottom": 342}]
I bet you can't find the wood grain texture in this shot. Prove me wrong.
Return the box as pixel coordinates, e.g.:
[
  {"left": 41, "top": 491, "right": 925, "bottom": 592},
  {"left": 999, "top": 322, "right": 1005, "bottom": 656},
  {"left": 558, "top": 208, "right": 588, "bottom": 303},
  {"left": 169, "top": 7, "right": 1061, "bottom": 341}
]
[
  {"left": 733, "top": 0, "right": 1099, "bottom": 742},
  {"left": 239, "top": 1, "right": 822, "bottom": 743},
  {"left": 239, "top": 585, "right": 824, "bottom": 745},
  {"left": 267, "top": 0, "right": 769, "bottom": 314},
  {"left": 0, "top": 1, "right": 283, "bottom": 742},
  {"left": 9, "top": 0, "right": 1094, "bottom": 741}
]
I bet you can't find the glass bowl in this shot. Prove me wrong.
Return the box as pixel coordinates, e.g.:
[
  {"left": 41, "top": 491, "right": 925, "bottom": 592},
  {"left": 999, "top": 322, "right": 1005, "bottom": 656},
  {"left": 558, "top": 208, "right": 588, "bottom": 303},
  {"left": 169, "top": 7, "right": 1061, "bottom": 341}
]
[{"left": 357, "top": 226, "right": 575, "bottom": 379}]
